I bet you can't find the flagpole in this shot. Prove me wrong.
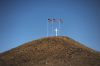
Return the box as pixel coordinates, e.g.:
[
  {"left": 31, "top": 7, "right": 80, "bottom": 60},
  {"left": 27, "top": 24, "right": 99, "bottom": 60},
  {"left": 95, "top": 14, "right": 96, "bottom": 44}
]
[
  {"left": 47, "top": 20, "right": 48, "bottom": 37},
  {"left": 52, "top": 21, "right": 53, "bottom": 36}
]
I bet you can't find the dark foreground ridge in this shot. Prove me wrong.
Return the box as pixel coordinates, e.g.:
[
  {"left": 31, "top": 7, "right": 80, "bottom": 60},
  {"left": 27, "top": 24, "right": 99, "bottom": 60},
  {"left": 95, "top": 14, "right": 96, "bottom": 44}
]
[{"left": 0, "top": 36, "right": 100, "bottom": 66}]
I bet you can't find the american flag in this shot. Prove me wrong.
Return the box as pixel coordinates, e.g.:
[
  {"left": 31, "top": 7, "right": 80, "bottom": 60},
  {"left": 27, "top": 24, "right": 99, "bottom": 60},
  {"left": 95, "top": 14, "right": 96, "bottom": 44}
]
[
  {"left": 48, "top": 18, "right": 52, "bottom": 22},
  {"left": 48, "top": 18, "right": 63, "bottom": 23}
]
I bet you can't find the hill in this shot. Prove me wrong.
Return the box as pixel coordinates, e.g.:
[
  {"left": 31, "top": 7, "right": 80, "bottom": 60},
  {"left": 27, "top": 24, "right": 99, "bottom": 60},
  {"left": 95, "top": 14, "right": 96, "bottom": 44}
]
[{"left": 0, "top": 36, "right": 100, "bottom": 66}]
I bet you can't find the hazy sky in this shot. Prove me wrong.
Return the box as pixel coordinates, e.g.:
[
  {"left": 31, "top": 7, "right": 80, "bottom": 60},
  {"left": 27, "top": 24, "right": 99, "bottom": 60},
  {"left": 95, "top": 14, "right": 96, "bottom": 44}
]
[{"left": 0, "top": 0, "right": 100, "bottom": 52}]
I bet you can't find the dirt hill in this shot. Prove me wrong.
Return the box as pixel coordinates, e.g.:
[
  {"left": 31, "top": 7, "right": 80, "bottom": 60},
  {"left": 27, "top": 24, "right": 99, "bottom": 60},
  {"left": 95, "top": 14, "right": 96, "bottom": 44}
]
[{"left": 0, "top": 36, "right": 100, "bottom": 66}]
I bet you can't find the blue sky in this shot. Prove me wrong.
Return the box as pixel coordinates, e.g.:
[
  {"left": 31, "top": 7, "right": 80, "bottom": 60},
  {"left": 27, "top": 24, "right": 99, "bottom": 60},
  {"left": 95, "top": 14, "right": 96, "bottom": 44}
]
[{"left": 0, "top": 0, "right": 100, "bottom": 52}]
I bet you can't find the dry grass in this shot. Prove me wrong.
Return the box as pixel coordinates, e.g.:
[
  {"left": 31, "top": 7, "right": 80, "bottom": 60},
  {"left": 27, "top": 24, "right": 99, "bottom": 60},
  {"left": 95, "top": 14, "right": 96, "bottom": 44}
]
[{"left": 0, "top": 36, "right": 100, "bottom": 66}]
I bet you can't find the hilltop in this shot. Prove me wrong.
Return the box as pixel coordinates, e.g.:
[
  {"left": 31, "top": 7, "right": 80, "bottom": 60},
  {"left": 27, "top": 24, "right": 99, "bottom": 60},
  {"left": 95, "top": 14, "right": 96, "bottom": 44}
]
[{"left": 0, "top": 36, "right": 100, "bottom": 66}]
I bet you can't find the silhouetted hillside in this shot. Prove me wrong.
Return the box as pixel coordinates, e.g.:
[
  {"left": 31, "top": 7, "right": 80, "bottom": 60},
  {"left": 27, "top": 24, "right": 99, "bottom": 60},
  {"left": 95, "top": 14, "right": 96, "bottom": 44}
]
[{"left": 0, "top": 36, "right": 100, "bottom": 66}]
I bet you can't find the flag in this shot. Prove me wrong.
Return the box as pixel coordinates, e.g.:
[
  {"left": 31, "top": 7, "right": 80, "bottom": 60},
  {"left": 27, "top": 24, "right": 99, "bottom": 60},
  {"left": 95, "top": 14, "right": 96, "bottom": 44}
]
[{"left": 48, "top": 18, "right": 52, "bottom": 22}]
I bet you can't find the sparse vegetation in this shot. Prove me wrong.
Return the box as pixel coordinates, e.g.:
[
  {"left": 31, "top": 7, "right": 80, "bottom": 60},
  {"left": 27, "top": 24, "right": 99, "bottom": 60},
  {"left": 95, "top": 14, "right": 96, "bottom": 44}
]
[{"left": 0, "top": 36, "right": 100, "bottom": 66}]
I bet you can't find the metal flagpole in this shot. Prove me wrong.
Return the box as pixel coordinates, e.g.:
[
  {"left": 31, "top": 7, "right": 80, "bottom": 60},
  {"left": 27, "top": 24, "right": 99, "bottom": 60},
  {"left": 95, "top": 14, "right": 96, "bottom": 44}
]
[
  {"left": 52, "top": 20, "right": 53, "bottom": 36},
  {"left": 47, "top": 20, "right": 48, "bottom": 37}
]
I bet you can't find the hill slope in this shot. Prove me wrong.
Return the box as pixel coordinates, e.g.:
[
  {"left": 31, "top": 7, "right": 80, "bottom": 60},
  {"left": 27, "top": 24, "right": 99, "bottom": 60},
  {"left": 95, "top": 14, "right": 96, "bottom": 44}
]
[{"left": 0, "top": 36, "right": 100, "bottom": 66}]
